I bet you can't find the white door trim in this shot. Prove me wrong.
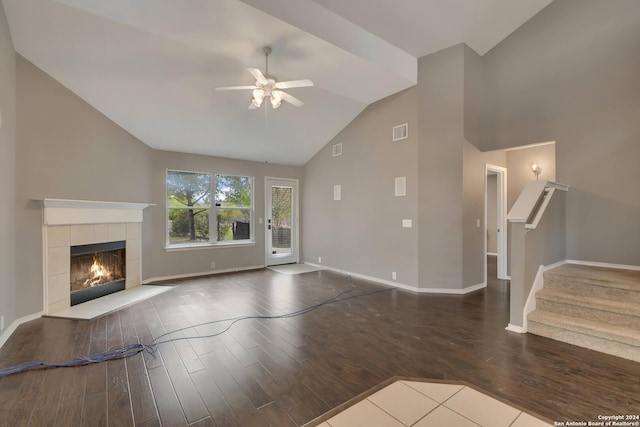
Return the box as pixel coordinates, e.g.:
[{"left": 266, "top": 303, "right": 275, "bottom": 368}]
[
  {"left": 485, "top": 164, "right": 508, "bottom": 281},
  {"left": 265, "top": 177, "right": 299, "bottom": 266}
]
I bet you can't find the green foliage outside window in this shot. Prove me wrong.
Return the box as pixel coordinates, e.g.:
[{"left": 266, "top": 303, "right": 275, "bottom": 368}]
[
  {"left": 166, "top": 171, "right": 253, "bottom": 245},
  {"left": 215, "top": 175, "right": 252, "bottom": 241}
]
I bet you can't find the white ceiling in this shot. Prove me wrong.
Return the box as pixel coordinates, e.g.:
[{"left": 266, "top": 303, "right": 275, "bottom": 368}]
[{"left": 2, "top": 0, "right": 553, "bottom": 165}]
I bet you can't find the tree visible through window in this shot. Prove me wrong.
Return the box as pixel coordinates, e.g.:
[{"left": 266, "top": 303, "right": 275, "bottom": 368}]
[
  {"left": 166, "top": 170, "right": 253, "bottom": 246},
  {"left": 215, "top": 175, "right": 252, "bottom": 242}
]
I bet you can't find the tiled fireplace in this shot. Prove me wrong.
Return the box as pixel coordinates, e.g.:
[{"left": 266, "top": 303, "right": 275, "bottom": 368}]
[{"left": 41, "top": 199, "right": 152, "bottom": 315}]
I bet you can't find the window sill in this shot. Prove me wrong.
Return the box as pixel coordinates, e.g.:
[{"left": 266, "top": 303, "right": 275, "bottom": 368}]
[{"left": 165, "top": 241, "right": 256, "bottom": 252}]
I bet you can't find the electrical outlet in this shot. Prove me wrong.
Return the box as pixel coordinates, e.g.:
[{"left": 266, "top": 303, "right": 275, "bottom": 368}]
[
  {"left": 210, "top": 261, "right": 216, "bottom": 269},
  {"left": 1, "top": 315, "right": 4, "bottom": 331},
  {"left": 392, "top": 272, "right": 397, "bottom": 280},
  {"left": 318, "top": 256, "right": 322, "bottom": 264}
]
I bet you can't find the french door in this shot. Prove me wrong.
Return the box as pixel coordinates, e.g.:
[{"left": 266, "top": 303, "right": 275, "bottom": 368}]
[{"left": 265, "top": 178, "right": 298, "bottom": 266}]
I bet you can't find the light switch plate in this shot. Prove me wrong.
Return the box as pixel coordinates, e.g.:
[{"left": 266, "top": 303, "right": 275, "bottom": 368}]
[
  {"left": 402, "top": 219, "right": 412, "bottom": 228},
  {"left": 334, "top": 184, "right": 341, "bottom": 201}
]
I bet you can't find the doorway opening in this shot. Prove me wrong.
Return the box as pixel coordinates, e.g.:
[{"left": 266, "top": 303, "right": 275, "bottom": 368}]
[{"left": 484, "top": 164, "right": 508, "bottom": 282}]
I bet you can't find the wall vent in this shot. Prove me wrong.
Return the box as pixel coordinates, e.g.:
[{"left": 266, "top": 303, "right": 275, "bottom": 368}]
[
  {"left": 333, "top": 184, "right": 342, "bottom": 201},
  {"left": 392, "top": 123, "right": 408, "bottom": 141},
  {"left": 395, "top": 177, "right": 407, "bottom": 196},
  {"left": 332, "top": 143, "right": 343, "bottom": 157}
]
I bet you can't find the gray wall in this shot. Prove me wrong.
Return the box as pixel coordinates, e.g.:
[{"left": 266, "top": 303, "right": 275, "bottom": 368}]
[
  {"left": 302, "top": 43, "right": 514, "bottom": 291},
  {"left": 506, "top": 144, "right": 556, "bottom": 211},
  {"left": 484, "top": 0, "right": 640, "bottom": 265},
  {"left": 150, "top": 150, "right": 302, "bottom": 279},
  {"left": 463, "top": 45, "right": 486, "bottom": 149},
  {"left": 417, "top": 45, "right": 465, "bottom": 290},
  {"left": 303, "top": 87, "right": 419, "bottom": 287},
  {"left": 0, "top": 1, "right": 16, "bottom": 330},
  {"left": 15, "top": 56, "right": 153, "bottom": 317}
]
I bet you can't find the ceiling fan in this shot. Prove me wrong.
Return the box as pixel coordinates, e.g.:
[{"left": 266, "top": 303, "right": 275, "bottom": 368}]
[{"left": 215, "top": 46, "right": 314, "bottom": 109}]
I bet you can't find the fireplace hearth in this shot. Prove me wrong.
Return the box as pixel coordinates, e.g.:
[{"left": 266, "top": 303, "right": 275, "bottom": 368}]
[{"left": 70, "top": 240, "right": 126, "bottom": 306}]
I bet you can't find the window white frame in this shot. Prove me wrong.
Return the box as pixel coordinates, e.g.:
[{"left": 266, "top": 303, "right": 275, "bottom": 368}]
[{"left": 166, "top": 169, "right": 255, "bottom": 249}]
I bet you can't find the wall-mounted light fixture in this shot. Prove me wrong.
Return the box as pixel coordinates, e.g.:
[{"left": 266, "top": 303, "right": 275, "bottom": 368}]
[{"left": 531, "top": 161, "right": 541, "bottom": 180}]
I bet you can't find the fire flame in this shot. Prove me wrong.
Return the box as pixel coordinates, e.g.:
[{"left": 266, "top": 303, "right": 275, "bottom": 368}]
[{"left": 83, "top": 255, "right": 112, "bottom": 287}]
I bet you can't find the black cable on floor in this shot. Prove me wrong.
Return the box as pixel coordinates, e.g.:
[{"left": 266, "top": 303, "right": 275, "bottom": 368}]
[{"left": 0, "top": 279, "right": 393, "bottom": 377}]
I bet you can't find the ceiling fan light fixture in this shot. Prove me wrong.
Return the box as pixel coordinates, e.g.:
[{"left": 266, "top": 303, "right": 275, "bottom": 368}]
[
  {"left": 251, "top": 97, "right": 263, "bottom": 108},
  {"left": 252, "top": 88, "right": 265, "bottom": 101},
  {"left": 271, "top": 89, "right": 283, "bottom": 108},
  {"left": 215, "top": 46, "right": 313, "bottom": 110}
]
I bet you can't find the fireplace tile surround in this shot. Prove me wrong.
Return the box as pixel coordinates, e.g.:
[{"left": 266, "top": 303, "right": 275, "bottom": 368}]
[
  {"left": 40, "top": 199, "right": 152, "bottom": 316},
  {"left": 46, "top": 223, "right": 140, "bottom": 313}
]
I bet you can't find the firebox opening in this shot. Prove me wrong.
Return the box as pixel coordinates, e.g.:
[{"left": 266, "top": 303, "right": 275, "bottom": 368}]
[{"left": 70, "top": 240, "right": 126, "bottom": 306}]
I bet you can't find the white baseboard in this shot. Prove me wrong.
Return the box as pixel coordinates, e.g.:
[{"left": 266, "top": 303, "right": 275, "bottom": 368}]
[
  {"left": 142, "top": 265, "right": 265, "bottom": 284},
  {"left": 0, "top": 311, "right": 43, "bottom": 350},
  {"left": 458, "top": 282, "right": 487, "bottom": 294},
  {"left": 566, "top": 259, "right": 640, "bottom": 271},
  {"left": 303, "top": 262, "right": 486, "bottom": 295},
  {"left": 505, "top": 323, "right": 525, "bottom": 333}
]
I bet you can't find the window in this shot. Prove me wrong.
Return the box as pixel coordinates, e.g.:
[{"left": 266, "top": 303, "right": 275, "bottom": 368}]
[{"left": 166, "top": 170, "right": 253, "bottom": 247}]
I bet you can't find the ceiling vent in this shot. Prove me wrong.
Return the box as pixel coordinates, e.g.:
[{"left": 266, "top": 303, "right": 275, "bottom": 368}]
[
  {"left": 392, "top": 123, "right": 408, "bottom": 141},
  {"left": 332, "top": 143, "right": 343, "bottom": 157}
]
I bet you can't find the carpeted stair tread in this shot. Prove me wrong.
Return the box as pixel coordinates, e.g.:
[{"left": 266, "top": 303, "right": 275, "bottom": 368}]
[
  {"left": 528, "top": 310, "right": 640, "bottom": 347},
  {"left": 536, "top": 288, "right": 640, "bottom": 318},
  {"left": 544, "top": 264, "right": 640, "bottom": 292},
  {"left": 530, "top": 264, "right": 640, "bottom": 362},
  {"left": 527, "top": 320, "right": 640, "bottom": 362}
]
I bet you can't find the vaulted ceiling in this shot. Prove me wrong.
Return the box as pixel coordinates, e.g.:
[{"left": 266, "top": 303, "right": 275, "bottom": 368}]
[{"left": 2, "top": 0, "right": 553, "bottom": 165}]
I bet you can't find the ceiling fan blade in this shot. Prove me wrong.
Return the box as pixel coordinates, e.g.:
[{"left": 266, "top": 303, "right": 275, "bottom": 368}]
[
  {"left": 215, "top": 85, "right": 257, "bottom": 91},
  {"left": 281, "top": 91, "right": 304, "bottom": 107},
  {"left": 247, "top": 67, "right": 267, "bottom": 85},
  {"left": 275, "top": 79, "right": 314, "bottom": 89}
]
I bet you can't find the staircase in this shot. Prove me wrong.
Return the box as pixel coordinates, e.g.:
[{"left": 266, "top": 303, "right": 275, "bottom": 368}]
[{"left": 528, "top": 263, "right": 640, "bottom": 362}]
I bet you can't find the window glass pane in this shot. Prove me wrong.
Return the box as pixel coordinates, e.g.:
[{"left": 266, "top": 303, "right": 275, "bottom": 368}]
[
  {"left": 215, "top": 175, "right": 252, "bottom": 208},
  {"left": 216, "top": 209, "right": 251, "bottom": 241},
  {"left": 168, "top": 208, "right": 209, "bottom": 244},
  {"left": 167, "top": 171, "right": 211, "bottom": 208}
]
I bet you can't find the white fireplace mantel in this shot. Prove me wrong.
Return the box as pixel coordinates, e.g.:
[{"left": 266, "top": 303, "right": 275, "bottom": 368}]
[{"left": 38, "top": 198, "right": 154, "bottom": 225}]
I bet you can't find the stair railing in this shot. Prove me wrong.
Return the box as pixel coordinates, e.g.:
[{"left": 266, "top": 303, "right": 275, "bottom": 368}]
[{"left": 506, "top": 180, "right": 569, "bottom": 332}]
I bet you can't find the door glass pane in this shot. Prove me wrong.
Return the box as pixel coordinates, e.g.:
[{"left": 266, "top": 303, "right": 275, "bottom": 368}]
[{"left": 271, "top": 186, "right": 292, "bottom": 254}]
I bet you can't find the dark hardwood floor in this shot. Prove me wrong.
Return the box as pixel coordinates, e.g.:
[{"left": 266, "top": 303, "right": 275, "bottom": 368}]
[{"left": 1, "top": 258, "right": 638, "bottom": 426}]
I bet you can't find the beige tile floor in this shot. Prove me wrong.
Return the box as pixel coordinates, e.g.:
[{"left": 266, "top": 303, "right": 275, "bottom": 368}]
[
  {"left": 47, "top": 285, "right": 173, "bottom": 320},
  {"left": 316, "top": 380, "right": 552, "bottom": 427}
]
